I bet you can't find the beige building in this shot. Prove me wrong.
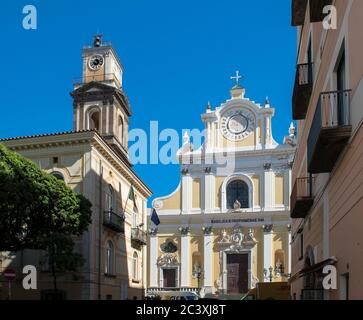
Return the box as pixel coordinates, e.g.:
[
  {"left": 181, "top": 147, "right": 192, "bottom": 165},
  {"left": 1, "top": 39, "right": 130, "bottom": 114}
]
[
  {"left": 290, "top": 0, "right": 363, "bottom": 300},
  {"left": 147, "top": 82, "right": 295, "bottom": 298},
  {"left": 0, "top": 35, "right": 152, "bottom": 300}
]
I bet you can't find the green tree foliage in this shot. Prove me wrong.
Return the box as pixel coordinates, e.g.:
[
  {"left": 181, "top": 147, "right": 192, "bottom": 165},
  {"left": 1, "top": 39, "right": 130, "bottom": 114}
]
[
  {"left": 40, "top": 233, "right": 86, "bottom": 292},
  {"left": 0, "top": 143, "right": 92, "bottom": 251}
]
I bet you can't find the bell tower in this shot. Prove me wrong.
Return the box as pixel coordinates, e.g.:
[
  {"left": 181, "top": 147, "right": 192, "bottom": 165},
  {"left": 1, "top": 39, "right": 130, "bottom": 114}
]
[{"left": 71, "top": 35, "right": 132, "bottom": 166}]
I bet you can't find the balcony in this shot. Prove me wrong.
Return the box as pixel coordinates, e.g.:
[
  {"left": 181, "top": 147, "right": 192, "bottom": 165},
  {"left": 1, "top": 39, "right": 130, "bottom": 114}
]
[
  {"left": 292, "top": 63, "right": 313, "bottom": 120},
  {"left": 103, "top": 210, "right": 125, "bottom": 233},
  {"left": 310, "top": 0, "right": 333, "bottom": 23},
  {"left": 131, "top": 227, "right": 147, "bottom": 246},
  {"left": 308, "top": 90, "right": 352, "bottom": 174},
  {"left": 291, "top": 0, "right": 308, "bottom": 26},
  {"left": 291, "top": 177, "right": 315, "bottom": 219}
]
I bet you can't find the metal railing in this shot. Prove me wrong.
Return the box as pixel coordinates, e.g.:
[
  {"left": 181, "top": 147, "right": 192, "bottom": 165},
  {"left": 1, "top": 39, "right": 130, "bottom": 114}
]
[
  {"left": 147, "top": 287, "right": 198, "bottom": 293},
  {"left": 320, "top": 90, "right": 351, "bottom": 128},
  {"left": 296, "top": 62, "right": 313, "bottom": 86},
  {"left": 308, "top": 89, "right": 351, "bottom": 166},
  {"left": 294, "top": 176, "right": 315, "bottom": 199},
  {"left": 131, "top": 227, "right": 147, "bottom": 245},
  {"left": 103, "top": 210, "right": 125, "bottom": 233}
]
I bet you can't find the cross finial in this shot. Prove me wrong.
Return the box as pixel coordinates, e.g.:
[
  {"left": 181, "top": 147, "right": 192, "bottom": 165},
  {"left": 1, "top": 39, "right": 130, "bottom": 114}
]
[{"left": 230, "top": 70, "right": 243, "bottom": 87}]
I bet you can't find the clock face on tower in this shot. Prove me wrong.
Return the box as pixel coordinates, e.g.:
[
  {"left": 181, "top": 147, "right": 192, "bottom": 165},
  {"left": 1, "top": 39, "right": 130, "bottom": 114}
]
[
  {"left": 88, "top": 55, "right": 104, "bottom": 70},
  {"left": 220, "top": 108, "right": 255, "bottom": 141}
]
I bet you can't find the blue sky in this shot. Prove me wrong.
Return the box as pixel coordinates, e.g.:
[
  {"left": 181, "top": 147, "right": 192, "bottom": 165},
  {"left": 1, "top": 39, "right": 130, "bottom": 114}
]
[{"left": 2, "top": 0, "right": 296, "bottom": 205}]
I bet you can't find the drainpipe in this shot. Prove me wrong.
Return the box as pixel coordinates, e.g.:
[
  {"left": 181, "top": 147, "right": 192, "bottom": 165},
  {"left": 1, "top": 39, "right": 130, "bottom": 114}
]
[{"left": 98, "top": 161, "right": 103, "bottom": 300}]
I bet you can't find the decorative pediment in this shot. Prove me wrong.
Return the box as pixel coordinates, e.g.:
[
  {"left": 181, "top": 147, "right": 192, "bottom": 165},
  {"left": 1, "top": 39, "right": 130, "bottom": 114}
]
[
  {"left": 218, "top": 226, "right": 257, "bottom": 251},
  {"left": 157, "top": 253, "right": 179, "bottom": 267}
]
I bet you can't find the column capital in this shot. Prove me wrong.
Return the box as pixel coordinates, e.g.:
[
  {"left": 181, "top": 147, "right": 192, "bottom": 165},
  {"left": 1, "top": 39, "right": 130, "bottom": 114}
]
[
  {"left": 149, "top": 227, "right": 158, "bottom": 236},
  {"left": 262, "top": 224, "right": 273, "bottom": 233},
  {"left": 202, "top": 226, "right": 213, "bottom": 235},
  {"left": 178, "top": 226, "right": 190, "bottom": 236}
]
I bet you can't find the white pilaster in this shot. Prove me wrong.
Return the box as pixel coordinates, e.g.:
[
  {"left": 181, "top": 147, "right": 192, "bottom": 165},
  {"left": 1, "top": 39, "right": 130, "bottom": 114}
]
[
  {"left": 264, "top": 171, "right": 273, "bottom": 209},
  {"left": 149, "top": 233, "right": 158, "bottom": 288},
  {"left": 203, "top": 229, "right": 213, "bottom": 293},
  {"left": 181, "top": 175, "right": 192, "bottom": 213},
  {"left": 204, "top": 174, "right": 215, "bottom": 213},
  {"left": 263, "top": 227, "right": 273, "bottom": 281},
  {"left": 180, "top": 229, "right": 190, "bottom": 287}
]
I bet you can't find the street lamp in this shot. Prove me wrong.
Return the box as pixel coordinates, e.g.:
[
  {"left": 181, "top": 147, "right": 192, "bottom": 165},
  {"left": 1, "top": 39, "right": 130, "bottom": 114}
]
[
  {"left": 264, "top": 264, "right": 291, "bottom": 282},
  {"left": 192, "top": 264, "right": 203, "bottom": 295}
]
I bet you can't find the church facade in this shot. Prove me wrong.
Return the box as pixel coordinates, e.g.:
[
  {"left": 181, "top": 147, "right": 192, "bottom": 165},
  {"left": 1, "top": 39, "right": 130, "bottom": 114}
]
[
  {"left": 0, "top": 36, "right": 152, "bottom": 300},
  {"left": 147, "top": 82, "right": 295, "bottom": 297}
]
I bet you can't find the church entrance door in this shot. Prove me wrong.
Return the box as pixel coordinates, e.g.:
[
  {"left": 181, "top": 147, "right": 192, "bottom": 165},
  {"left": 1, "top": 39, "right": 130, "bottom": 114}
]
[{"left": 227, "top": 254, "right": 248, "bottom": 294}]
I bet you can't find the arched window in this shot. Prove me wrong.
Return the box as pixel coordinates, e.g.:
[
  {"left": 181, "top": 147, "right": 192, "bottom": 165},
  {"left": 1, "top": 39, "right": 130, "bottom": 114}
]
[
  {"left": 51, "top": 171, "right": 64, "bottom": 181},
  {"left": 132, "top": 252, "right": 138, "bottom": 280},
  {"left": 118, "top": 116, "right": 124, "bottom": 144},
  {"left": 105, "top": 184, "right": 114, "bottom": 212},
  {"left": 89, "top": 110, "right": 100, "bottom": 131},
  {"left": 105, "top": 241, "right": 114, "bottom": 275},
  {"left": 226, "top": 180, "right": 249, "bottom": 209}
]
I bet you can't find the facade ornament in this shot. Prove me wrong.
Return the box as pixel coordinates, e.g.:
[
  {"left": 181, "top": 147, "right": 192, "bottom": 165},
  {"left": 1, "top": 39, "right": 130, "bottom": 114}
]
[
  {"left": 230, "top": 227, "right": 244, "bottom": 248},
  {"left": 157, "top": 253, "right": 179, "bottom": 267},
  {"left": 181, "top": 167, "right": 189, "bottom": 175},
  {"left": 202, "top": 226, "right": 213, "bottom": 235},
  {"left": 233, "top": 200, "right": 241, "bottom": 210},
  {"left": 178, "top": 226, "right": 190, "bottom": 236},
  {"left": 153, "top": 199, "right": 163, "bottom": 210},
  {"left": 262, "top": 224, "right": 273, "bottom": 233},
  {"left": 243, "top": 228, "right": 257, "bottom": 247},
  {"left": 160, "top": 240, "right": 178, "bottom": 253},
  {"left": 179, "top": 132, "right": 194, "bottom": 155},
  {"left": 263, "top": 163, "right": 272, "bottom": 170},
  {"left": 283, "top": 122, "right": 296, "bottom": 146},
  {"left": 287, "top": 224, "right": 291, "bottom": 232},
  {"left": 220, "top": 229, "right": 230, "bottom": 243}
]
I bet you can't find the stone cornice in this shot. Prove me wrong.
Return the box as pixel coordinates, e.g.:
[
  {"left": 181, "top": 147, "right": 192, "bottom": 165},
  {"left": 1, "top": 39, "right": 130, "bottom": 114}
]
[{"left": 1, "top": 130, "right": 152, "bottom": 198}]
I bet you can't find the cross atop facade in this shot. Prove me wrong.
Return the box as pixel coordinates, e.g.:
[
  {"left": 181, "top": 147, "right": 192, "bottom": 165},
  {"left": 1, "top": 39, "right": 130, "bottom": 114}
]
[{"left": 230, "top": 70, "right": 243, "bottom": 87}]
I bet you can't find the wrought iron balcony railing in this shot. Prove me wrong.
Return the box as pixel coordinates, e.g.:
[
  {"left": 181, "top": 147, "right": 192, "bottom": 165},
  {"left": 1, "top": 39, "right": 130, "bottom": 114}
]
[
  {"left": 308, "top": 90, "right": 352, "bottom": 173},
  {"left": 131, "top": 227, "right": 147, "bottom": 246},
  {"left": 103, "top": 210, "right": 125, "bottom": 233},
  {"left": 290, "top": 176, "right": 315, "bottom": 219},
  {"left": 292, "top": 62, "right": 313, "bottom": 119}
]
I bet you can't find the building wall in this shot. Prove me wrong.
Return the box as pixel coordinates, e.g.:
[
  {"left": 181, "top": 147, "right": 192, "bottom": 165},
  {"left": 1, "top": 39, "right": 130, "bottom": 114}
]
[
  {"left": 290, "top": 0, "right": 363, "bottom": 300},
  {"left": 0, "top": 133, "right": 150, "bottom": 300}
]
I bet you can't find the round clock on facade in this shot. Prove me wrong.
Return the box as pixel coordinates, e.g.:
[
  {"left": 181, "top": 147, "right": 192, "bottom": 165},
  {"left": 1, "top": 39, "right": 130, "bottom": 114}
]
[
  {"left": 88, "top": 55, "right": 104, "bottom": 70},
  {"left": 220, "top": 108, "right": 254, "bottom": 141}
]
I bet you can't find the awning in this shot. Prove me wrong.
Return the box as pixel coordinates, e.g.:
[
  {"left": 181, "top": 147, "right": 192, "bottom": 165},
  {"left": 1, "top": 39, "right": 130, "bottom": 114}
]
[{"left": 289, "top": 257, "right": 337, "bottom": 283}]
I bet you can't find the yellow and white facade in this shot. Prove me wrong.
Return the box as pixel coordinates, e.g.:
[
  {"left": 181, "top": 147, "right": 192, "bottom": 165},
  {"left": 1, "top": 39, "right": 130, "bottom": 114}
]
[
  {"left": 0, "top": 36, "right": 152, "bottom": 300},
  {"left": 148, "top": 84, "right": 295, "bottom": 297}
]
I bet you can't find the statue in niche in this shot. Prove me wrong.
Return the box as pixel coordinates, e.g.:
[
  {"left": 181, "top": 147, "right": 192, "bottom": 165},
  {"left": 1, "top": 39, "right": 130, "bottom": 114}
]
[{"left": 233, "top": 200, "right": 241, "bottom": 210}]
